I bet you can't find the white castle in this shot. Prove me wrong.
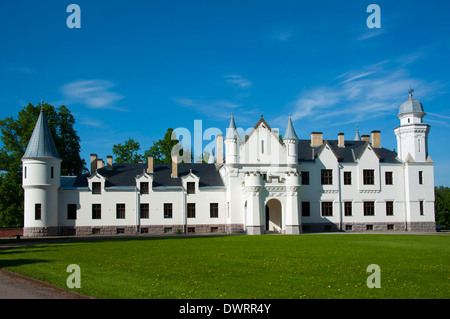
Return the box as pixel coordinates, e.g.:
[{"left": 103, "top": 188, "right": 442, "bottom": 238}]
[{"left": 22, "top": 91, "right": 435, "bottom": 236}]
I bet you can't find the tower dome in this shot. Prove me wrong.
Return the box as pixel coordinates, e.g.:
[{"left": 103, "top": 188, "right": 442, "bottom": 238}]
[{"left": 398, "top": 89, "right": 425, "bottom": 116}]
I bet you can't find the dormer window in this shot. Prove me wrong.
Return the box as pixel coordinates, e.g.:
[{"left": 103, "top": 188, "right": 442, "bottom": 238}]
[
  {"left": 92, "top": 182, "right": 101, "bottom": 194},
  {"left": 187, "top": 182, "right": 195, "bottom": 194},
  {"left": 140, "top": 182, "right": 149, "bottom": 194}
]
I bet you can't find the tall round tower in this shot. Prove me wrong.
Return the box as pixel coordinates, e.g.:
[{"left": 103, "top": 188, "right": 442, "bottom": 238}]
[
  {"left": 22, "top": 108, "right": 61, "bottom": 237},
  {"left": 394, "top": 90, "right": 430, "bottom": 162}
]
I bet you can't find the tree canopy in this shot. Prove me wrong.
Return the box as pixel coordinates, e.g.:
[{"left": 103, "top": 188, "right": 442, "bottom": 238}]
[
  {"left": 113, "top": 128, "right": 192, "bottom": 164},
  {"left": 435, "top": 186, "right": 450, "bottom": 228}
]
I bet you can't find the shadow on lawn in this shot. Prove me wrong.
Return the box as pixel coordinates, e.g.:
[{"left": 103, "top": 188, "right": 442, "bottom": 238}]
[{"left": 0, "top": 257, "right": 49, "bottom": 269}]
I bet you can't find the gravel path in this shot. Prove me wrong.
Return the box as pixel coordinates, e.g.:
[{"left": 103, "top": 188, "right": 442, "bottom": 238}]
[{"left": 0, "top": 269, "right": 91, "bottom": 299}]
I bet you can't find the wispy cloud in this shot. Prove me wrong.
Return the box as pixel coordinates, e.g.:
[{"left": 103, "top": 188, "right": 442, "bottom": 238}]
[
  {"left": 355, "top": 28, "right": 384, "bottom": 41},
  {"left": 174, "top": 97, "right": 241, "bottom": 119},
  {"left": 288, "top": 58, "right": 443, "bottom": 127},
  {"left": 225, "top": 75, "right": 252, "bottom": 88},
  {"left": 60, "top": 79, "right": 125, "bottom": 111},
  {"left": 272, "top": 31, "right": 292, "bottom": 42}
]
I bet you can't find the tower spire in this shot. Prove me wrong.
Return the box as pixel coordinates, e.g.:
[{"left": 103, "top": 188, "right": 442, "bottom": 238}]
[{"left": 354, "top": 124, "right": 361, "bottom": 141}]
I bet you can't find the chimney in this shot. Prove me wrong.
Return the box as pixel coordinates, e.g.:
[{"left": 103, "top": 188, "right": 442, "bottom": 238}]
[
  {"left": 361, "top": 135, "right": 370, "bottom": 143},
  {"left": 107, "top": 156, "right": 113, "bottom": 169},
  {"left": 171, "top": 155, "right": 178, "bottom": 178},
  {"left": 97, "top": 159, "right": 104, "bottom": 169},
  {"left": 90, "top": 154, "right": 97, "bottom": 174},
  {"left": 216, "top": 134, "right": 223, "bottom": 164},
  {"left": 311, "top": 132, "right": 323, "bottom": 147},
  {"left": 338, "top": 133, "right": 345, "bottom": 148},
  {"left": 371, "top": 130, "right": 381, "bottom": 148},
  {"left": 147, "top": 156, "right": 153, "bottom": 173}
]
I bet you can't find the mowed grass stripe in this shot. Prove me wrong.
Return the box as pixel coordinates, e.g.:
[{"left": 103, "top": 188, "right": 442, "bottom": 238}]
[{"left": 0, "top": 234, "right": 448, "bottom": 299}]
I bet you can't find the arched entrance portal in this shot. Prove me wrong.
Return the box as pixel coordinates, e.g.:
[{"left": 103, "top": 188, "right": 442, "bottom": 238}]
[{"left": 265, "top": 199, "right": 282, "bottom": 233}]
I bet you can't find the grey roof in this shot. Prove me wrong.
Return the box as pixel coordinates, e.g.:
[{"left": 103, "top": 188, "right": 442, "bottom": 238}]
[
  {"left": 283, "top": 115, "right": 299, "bottom": 140},
  {"left": 63, "top": 163, "right": 224, "bottom": 189},
  {"left": 297, "top": 139, "right": 400, "bottom": 163},
  {"left": 398, "top": 92, "right": 424, "bottom": 115},
  {"left": 225, "top": 113, "right": 237, "bottom": 139},
  {"left": 22, "top": 109, "right": 60, "bottom": 160}
]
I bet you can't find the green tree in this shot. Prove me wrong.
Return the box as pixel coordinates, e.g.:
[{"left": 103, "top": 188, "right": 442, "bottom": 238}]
[
  {"left": 435, "top": 186, "right": 450, "bottom": 228},
  {"left": 112, "top": 138, "right": 143, "bottom": 163},
  {"left": 0, "top": 102, "right": 87, "bottom": 227},
  {"left": 144, "top": 128, "right": 180, "bottom": 163}
]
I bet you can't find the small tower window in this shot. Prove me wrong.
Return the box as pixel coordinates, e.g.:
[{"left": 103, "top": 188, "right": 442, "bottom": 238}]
[
  {"left": 35, "top": 203, "right": 41, "bottom": 220},
  {"left": 51, "top": 167, "right": 54, "bottom": 179},
  {"left": 24, "top": 166, "right": 27, "bottom": 179},
  {"left": 261, "top": 140, "right": 265, "bottom": 154}
]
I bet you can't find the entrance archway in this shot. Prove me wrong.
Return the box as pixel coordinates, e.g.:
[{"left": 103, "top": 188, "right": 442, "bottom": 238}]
[{"left": 265, "top": 199, "right": 282, "bottom": 233}]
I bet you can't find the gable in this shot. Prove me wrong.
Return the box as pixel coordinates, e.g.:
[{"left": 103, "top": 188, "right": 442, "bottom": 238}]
[{"left": 239, "top": 117, "right": 286, "bottom": 164}]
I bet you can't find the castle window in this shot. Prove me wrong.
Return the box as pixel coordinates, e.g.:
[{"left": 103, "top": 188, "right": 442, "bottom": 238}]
[
  {"left": 321, "top": 169, "right": 333, "bottom": 185},
  {"left": 187, "top": 182, "right": 195, "bottom": 194},
  {"left": 301, "top": 171, "right": 309, "bottom": 185},
  {"left": 140, "top": 182, "right": 149, "bottom": 194},
  {"left": 386, "top": 201, "right": 394, "bottom": 216},
  {"left": 116, "top": 203, "right": 125, "bottom": 219},
  {"left": 344, "top": 201, "right": 352, "bottom": 216},
  {"left": 164, "top": 203, "right": 173, "bottom": 218},
  {"left": 261, "top": 140, "right": 264, "bottom": 154},
  {"left": 385, "top": 172, "right": 393, "bottom": 185},
  {"left": 92, "top": 182, "right": 101, "bottom": 194},
  {"left": 363, "top": 170, "right": 374, "bottom": 185},
  {"left": 344, "top": 171, "right": 352, "bottom": 185},
  {"left": 302, "top": 202, "right": 310, "bottom": 216},
  {"left": 321, "top": 202, "right": 333, "bottom": 216},
  {"left": 419, "top": 171, "right": 423, "bottom": 184},
  {"left": 419, "top": 201, "right": 424, "bottom": 215},
  {"left": 67, "top": 204, "right": 77, "bottom": 220},
  {"left": 51, "top": 166, "right": 54, "bottom": 179},
  {"left": 210, "top": 203, "right": 219, "bottom": 218},
  {"left": 363, "top": 201, "right": 375, "bottom": 216},
  {"left": 24, "top": 166, "right": 27, "bottom": 179},
  {"left": 187, "top": 203, "right": 196, "bottom": 218},
  {"left": 92, "top": 204, "right": 101, "bottom": 219},
  {"left": 35, "top": 203, "right": 41, "bottom": 220},
  {"left": 140, "top": 203, "right": 149, "bottom": 219}
]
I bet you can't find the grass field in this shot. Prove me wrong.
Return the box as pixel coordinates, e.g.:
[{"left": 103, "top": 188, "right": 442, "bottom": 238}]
[{"left": 0, "top": 234, "right": 448, "bottom": 299}]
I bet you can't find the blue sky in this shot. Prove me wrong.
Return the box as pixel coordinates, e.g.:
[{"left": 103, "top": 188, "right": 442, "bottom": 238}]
[{"left": 1, "top": 0, "right": 449, "bottom": 186}]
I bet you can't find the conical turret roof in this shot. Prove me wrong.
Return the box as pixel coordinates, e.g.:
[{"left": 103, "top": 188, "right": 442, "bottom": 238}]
[
  {"left": 225, "top": 112, "right": 237, "bottom": 139},
  {"left": 22, "top": 108, "right": 60, "bottom": 160},
  {"left": 283, "top": 114, "right": 298, "bottom": 140},
  {"left": 354, "top": 124, "right": 361, "bottom": 141}
]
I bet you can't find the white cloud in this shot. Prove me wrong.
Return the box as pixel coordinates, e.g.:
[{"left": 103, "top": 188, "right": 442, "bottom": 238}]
[
  {"left": 60, "top": 79, "right": 125, "bottom": 110},
  {"left": 273, "top": 31, "right": 292, "bottom": 41},
  {"left": 288, "top": 60, "right": 441, "bottom": 127},
  {"left": 224, "top": 75, "right": 252, "bottom": 88}
]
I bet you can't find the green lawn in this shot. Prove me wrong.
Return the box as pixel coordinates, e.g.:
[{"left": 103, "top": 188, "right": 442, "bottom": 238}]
[{"left": 0, "top": 234, "right": 448, "bottom": 299}]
